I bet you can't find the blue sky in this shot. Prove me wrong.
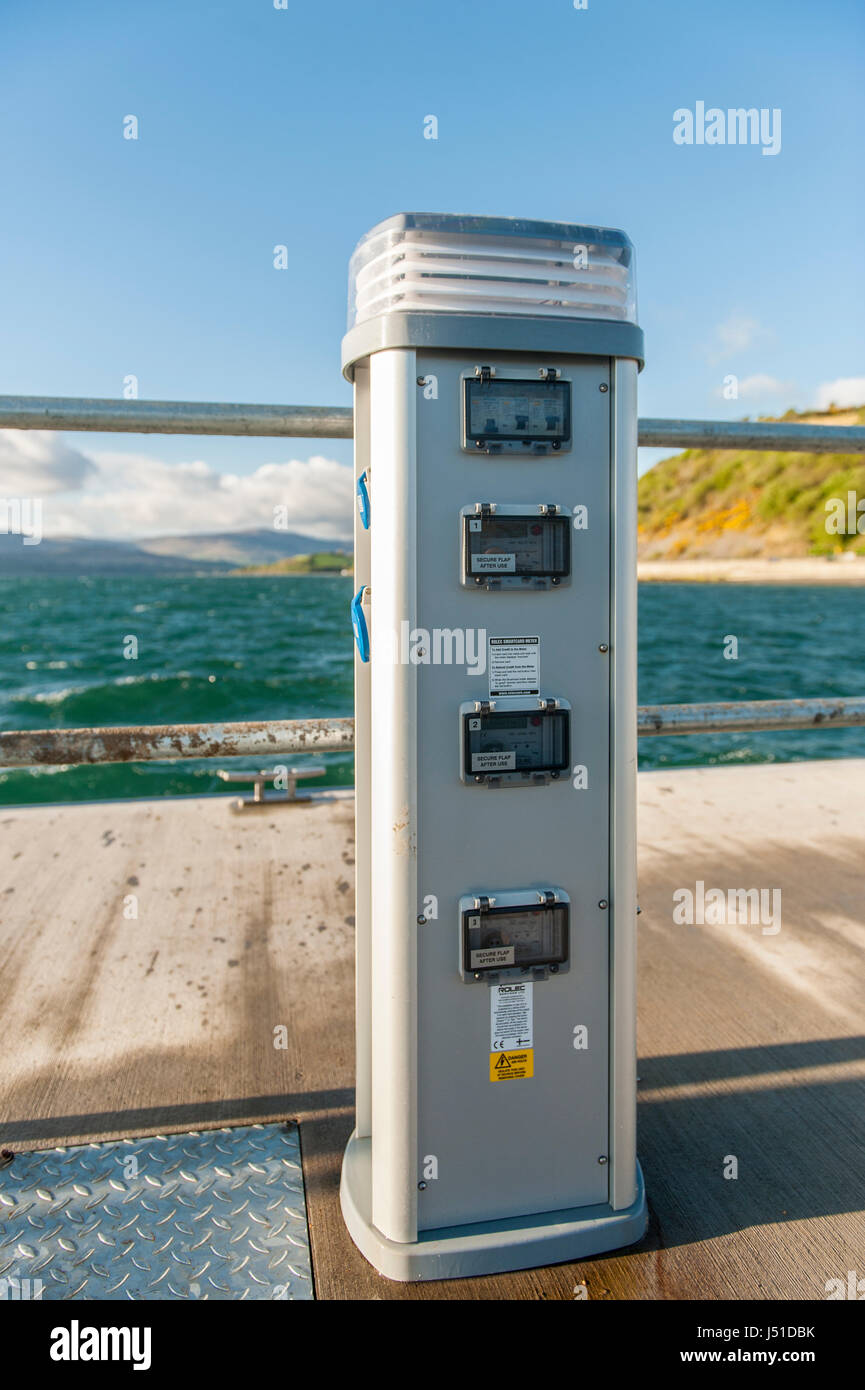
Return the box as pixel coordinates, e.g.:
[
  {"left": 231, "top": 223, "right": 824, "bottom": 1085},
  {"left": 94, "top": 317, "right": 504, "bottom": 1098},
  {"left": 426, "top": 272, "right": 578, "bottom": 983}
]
[{"left": 1, "top": 0, "right": 863, "bottom": 538}]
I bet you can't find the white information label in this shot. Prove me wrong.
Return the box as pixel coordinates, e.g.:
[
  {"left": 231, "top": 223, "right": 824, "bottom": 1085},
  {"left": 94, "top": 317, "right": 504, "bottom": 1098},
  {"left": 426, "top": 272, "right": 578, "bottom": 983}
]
[
  {"left": 471, "top": 946, "right": 515, "bottom": 970},
  {"left": 488, "top": 635, "right": 540, "bottom": 697},
  {"left": 490, "top": 982, "right": 534, "bottom": 1052},
  {"left": 471, "top": 553, "right": 516, "bottom": 573},
  {"left": 471, "top": 751, "right": 516, "bottom": 772}
]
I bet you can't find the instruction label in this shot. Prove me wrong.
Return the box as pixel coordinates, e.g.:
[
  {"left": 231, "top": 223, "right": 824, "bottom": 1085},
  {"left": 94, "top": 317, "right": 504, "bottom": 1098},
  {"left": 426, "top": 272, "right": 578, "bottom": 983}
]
[
  {"left": 490, "top": 981, "right": 533, "bottom": 1051},
  {"left": 471, "top": 945, "right": 515, "bottom": 970},
  {"left": 471, "top": 751, "right": 516, "bottom": 773},
  {"left": 471, "top": 553, "right": 516, "bottom": 573},
  {"left": 488, "top": 635, "right": 540, "bottom": 697}
]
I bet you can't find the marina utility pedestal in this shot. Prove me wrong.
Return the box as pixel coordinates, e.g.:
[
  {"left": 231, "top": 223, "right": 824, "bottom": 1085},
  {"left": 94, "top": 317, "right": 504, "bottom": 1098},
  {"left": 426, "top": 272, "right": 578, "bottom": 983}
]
[{"left": 341, "top": 213, "right": 647, "bottom": 1280}]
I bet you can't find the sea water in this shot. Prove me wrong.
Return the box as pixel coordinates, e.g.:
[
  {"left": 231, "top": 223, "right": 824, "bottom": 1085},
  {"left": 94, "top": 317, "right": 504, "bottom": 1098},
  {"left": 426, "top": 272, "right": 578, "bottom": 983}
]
[{"left": 0, "top": 576, "right": 862, "bottom": 804}]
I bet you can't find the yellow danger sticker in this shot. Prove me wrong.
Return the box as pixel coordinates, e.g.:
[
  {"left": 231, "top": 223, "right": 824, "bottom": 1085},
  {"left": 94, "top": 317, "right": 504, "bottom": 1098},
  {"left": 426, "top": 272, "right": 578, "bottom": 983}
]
[{"left": 489, "top": 1049, "right": 534, "bottom": 1082}]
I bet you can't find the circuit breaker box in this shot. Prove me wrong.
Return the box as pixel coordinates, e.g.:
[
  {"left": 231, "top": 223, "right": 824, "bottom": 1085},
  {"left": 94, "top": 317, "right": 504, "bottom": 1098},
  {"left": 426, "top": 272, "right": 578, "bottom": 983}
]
[{"left": 341, "top": 213, "right": 647, "bottom": 1280}]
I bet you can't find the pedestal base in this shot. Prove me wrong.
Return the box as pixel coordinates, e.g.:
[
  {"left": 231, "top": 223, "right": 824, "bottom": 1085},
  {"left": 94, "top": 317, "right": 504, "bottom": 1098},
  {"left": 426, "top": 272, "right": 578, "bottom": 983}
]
[{"left": 339, "top": 1130, "right": 648, "bottom": 1283}]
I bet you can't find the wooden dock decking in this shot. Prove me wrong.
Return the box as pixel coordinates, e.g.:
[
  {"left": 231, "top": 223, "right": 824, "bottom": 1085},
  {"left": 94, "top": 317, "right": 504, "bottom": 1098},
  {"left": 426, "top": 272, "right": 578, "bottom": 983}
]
[{"left": 1, "top": 761, "right": 863, "bottom": 1299}]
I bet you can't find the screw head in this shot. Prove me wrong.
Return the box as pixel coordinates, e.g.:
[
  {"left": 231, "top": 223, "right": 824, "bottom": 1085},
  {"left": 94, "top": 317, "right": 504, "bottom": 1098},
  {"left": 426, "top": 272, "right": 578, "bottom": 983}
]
[
  {"left": 598, "top": 1155, "right": 608, "bottom": 1165},
  {"left": 416, "top": 376, "right": 425, "bottom": 386},
  {"left": 599, "top": 383, "right": 609, "bottom": 393},
  {"left": 418, "top": 1181, "right": 427, "bottom": 1191},
  {"left": 417, "top": 914, "right": 426, "bottom": 926},
  {"left": 599, "top": 899, "right": 608, "bottom": 910},
  {"left": 598, "top": 643, "right": 609, "bottom": 653}
]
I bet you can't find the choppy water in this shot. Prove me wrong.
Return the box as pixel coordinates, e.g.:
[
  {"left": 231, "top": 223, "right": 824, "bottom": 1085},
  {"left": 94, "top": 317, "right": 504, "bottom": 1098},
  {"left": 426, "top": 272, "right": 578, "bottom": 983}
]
[{"left": 0, "top": 576, "right": 862, "bottom": 804}]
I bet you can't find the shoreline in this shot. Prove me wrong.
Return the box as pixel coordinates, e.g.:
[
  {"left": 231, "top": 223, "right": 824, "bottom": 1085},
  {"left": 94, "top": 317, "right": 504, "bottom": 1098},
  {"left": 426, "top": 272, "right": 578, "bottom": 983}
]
[{"left": 638, "top": 557, "right": 865, "bottom": 585}]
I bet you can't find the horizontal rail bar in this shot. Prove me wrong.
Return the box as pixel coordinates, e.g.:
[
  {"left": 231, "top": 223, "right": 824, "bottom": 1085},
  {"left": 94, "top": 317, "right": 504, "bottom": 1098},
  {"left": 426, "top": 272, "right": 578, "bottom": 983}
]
[
  {"left": 0, "top": 718, "right": 356, "bottom": 767},
  {"left": 0, "top": 396, "right": 354, "bottom": 438},
  {"left": 637, "top": 417, "right": 865, "bottom": 454},
  {"left": 2, "top": 699, "right": 864, "bottom": 768},
  {"left": 0, "top": 396, "right": 862, "bottom": 453},
  {"left": 636, "top": 696, "right": 865, "bottom": 737}
]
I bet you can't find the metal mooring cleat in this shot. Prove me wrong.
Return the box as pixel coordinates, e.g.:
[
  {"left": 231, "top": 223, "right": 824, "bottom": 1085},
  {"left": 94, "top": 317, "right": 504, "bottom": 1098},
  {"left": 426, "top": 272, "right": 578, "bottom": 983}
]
[{"left": 217, "top": 765, "right": 325, "bottom": 810}]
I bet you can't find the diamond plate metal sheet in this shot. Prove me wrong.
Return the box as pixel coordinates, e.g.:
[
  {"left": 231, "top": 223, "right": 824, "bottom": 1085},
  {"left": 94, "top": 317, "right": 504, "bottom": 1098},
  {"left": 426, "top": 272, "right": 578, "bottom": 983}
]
[{"left": 0, "top": 1122, "right": 313, "bottom": 1300}]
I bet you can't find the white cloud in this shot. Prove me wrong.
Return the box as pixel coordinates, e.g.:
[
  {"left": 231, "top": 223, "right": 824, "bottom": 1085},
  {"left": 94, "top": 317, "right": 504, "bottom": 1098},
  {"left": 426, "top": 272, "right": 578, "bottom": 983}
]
[
  {"left": 707, "top": 313, "right": 766, "bottom": 364},
  {"left": 0, "top": 430, "right": 95, "bottom": 494},
  {"left": 0, "top": 433, "right": 353, "bottom": 540},
  {"left": 813, "top": 377, "right": 865, "bottom": 410}
]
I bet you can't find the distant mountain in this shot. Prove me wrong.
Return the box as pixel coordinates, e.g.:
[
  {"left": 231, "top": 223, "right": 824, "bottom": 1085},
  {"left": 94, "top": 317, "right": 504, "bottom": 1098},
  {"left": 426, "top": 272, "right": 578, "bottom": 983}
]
[
  {"left": 638, "top": 405, "right": 865, "bottom": 559},
  {"left": 0, "top": 528, "right": 352, "bottom": 577},
  {"left": 0, "top": 534, "right": 215, "bottom": 576},
  {"left": 135, "top": 528, "right": 350, "bottom": 568}
]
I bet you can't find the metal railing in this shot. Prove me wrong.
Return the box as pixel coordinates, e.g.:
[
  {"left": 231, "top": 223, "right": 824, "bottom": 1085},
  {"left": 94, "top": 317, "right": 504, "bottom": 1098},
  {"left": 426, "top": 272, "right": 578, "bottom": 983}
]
[
  {"left": 0, "top": 717, "right": 354, "bottom": 767},
  {"left": 1, "top": 394, "right": 864, "bottom": 452},
  {"left": 1, "top": 392, "right": 863, "bottom": 771},
  {"left": 636, "top": 697, "right": 865, "bottom": 737},
  {"left": 2, "top": 699, "right": 864, "bottom": 768}
]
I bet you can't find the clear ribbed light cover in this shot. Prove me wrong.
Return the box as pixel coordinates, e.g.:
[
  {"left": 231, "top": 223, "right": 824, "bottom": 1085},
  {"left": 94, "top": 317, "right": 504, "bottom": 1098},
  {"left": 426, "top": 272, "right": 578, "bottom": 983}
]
[{"left": 348, "top": 213, "right": 637, "bottom": 330}]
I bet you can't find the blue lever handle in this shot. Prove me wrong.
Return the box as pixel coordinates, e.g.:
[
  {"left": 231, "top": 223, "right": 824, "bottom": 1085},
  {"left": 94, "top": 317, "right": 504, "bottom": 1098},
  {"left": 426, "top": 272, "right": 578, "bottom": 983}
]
[
  {"left": 356, "top": 471, "right": 370, "bottom": 530},
  {"left": 351, "top": 586, "right": 369, "bottom": 663}
]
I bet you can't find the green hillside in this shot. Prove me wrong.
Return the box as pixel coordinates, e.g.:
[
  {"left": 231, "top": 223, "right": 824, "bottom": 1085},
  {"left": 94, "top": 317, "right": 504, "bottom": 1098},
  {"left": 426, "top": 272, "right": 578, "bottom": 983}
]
[
  {"left": 234, "top": 550, "right": 352, "bottom": 576},
  {"left": 638, "top": 405, "right": 865, "bottom": 559}
]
